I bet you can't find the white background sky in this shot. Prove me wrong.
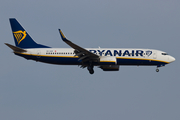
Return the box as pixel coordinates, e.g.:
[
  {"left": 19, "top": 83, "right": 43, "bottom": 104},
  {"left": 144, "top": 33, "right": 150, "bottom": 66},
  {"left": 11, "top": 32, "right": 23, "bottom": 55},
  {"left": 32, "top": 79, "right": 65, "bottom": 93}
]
[{"left": 0, "top": 0, "right": 180, "bottom": 120}]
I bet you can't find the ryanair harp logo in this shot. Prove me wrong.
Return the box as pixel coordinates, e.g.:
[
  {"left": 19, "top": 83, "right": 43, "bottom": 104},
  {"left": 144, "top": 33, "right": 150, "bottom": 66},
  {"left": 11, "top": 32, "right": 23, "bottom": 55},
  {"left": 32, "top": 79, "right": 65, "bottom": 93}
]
[
  {"left": 146, "top": 50, "right": 152, "bottom": 56},
  {"left": 13, "top": 30, "right": 27, "bottom": 44}
]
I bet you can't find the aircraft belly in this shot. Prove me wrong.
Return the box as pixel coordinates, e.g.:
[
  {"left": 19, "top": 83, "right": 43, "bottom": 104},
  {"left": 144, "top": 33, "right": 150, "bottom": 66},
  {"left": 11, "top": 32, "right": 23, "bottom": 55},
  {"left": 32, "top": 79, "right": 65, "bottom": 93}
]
[
  {"left": 39, "top": 56, "right": 80, "bottom": 65},
  {"left": 15, "top": 53, "right": 81, "bottom": 65},
  {"left": 116, "top": 58, "right": 167, "bottom": 66}
]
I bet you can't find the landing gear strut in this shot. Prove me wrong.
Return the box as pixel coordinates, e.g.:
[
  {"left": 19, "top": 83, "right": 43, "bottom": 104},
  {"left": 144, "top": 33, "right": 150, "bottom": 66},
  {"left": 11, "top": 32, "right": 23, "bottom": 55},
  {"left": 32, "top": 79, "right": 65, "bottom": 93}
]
[
  {"left": 156, "top": 64, "right": 166, "bottom": 72},
  {"left": 87, "top": 64, "right": 94, "bottom": 74}
]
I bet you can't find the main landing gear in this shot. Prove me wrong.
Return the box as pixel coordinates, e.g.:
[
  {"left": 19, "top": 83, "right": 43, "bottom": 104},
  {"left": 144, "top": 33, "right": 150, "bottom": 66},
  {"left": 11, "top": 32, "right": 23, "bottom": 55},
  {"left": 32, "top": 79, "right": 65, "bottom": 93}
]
[{"left": 87, "top": 64, "right": 94, "bottom": 74}]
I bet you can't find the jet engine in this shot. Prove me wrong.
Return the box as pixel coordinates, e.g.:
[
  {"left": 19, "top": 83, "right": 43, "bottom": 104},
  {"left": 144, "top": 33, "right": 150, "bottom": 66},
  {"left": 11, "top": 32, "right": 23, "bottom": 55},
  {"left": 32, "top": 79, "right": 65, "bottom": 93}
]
[{"left": 99, "top": 56, "right": 117, "bottom": 65}]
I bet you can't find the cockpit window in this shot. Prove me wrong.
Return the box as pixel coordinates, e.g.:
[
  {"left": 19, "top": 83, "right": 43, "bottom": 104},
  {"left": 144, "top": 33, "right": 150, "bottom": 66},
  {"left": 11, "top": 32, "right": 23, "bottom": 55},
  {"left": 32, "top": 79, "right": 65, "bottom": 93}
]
[{"left": 162, "top": 53, "right": 168, "bottom": 55}]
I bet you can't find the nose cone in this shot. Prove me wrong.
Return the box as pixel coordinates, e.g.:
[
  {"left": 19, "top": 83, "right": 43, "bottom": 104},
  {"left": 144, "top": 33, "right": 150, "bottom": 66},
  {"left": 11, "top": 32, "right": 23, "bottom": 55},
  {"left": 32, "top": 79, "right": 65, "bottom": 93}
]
[{"left": 169, "top": 56, "right": 176, "bottom": 63}]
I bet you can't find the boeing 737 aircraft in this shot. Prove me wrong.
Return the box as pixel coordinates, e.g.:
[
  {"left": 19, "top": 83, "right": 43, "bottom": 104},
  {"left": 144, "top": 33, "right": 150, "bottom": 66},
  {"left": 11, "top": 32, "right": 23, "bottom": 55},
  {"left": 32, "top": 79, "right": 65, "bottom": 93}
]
[{"left": 5, "top": 18, "right": 175, "bottom": 74}]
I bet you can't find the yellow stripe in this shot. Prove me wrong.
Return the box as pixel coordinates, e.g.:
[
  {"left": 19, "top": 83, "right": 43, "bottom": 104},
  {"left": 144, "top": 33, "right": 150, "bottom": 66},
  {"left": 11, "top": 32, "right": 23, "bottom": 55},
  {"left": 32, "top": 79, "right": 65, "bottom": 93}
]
[{"left": 100, "top": 61, "right": 116, "bottom": 63}]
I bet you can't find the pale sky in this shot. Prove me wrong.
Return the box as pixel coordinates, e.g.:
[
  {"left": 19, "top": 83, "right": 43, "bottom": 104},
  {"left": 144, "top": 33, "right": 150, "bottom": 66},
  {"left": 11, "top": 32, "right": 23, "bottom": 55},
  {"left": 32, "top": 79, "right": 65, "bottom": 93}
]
[{"left": 0, "top": 0, "right": 180, "bottom": 120}]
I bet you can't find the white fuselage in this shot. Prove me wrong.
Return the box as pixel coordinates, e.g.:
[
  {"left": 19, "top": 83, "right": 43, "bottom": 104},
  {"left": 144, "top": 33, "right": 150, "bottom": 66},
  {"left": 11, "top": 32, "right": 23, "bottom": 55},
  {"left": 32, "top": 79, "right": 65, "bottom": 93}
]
[{"left": 18, "top": 48, "right": 175, "bottom": 66}]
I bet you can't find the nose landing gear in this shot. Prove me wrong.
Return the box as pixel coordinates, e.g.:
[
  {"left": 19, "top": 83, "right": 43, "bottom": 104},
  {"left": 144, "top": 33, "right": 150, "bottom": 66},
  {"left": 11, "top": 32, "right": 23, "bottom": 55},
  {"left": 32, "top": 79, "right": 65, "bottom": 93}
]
[
  {"left": 156, "top": 64, "right": 166, "bottom": 72},
  {"left": 156, "top": 68, "right": 159, "bottom": 72}
]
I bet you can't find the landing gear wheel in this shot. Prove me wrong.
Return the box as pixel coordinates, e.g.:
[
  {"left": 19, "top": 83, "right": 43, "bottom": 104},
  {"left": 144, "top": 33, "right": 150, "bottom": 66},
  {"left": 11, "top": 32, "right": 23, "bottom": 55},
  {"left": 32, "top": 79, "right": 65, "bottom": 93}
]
[
  {"left": 89, "top": 69, "right": 94, "bottom": 74},
  {"left": 156, "top": 68, "right": 159, "bottom": 72},
  {"left": 87, "top": 64, "right": 94, "bottom": 74}
]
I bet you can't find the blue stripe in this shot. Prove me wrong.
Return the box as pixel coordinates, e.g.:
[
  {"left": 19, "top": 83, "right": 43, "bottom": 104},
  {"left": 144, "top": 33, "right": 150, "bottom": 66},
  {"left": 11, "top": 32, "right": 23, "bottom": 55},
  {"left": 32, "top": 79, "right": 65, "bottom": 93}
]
[
  {"left": 117, "top": 58, "right": 167, "bottom": 65},
  {"left": 100, "top": 62, "right": 116, "bottom": 65},
  {"left": 15, "top": 53, "right": 81, "bottom": 65},
  {"left": 15, "top": 53, "right": 168, "bottom": 66}
]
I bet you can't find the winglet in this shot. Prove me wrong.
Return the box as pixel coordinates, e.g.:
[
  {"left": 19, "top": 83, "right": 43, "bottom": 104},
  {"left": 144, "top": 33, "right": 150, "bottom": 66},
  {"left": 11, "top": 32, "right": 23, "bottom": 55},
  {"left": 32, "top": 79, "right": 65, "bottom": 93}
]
[{"left": 59, "top": 29, "right": 68, "bottom": 41}]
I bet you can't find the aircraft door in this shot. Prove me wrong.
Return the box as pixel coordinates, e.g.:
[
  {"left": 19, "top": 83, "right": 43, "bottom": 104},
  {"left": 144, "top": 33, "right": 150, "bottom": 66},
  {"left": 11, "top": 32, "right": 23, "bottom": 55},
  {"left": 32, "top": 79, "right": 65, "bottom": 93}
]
[{"left": 153, "top": 51, "right": 157, "bottom": 59}]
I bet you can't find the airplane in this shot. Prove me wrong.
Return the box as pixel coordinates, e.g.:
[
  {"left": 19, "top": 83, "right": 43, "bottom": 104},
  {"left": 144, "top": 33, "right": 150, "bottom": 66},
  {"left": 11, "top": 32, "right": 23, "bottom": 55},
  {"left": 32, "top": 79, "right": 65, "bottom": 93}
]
[{"left": 5, "top": 18, "right": 175, "bottom": 74}]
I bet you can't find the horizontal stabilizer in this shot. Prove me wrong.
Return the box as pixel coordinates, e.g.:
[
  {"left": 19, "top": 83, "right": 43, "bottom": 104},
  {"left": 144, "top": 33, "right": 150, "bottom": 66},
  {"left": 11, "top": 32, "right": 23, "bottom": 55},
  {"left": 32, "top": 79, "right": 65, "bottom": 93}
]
[{"left": 5, "top": 43, "right": 27, "bottom": 52}]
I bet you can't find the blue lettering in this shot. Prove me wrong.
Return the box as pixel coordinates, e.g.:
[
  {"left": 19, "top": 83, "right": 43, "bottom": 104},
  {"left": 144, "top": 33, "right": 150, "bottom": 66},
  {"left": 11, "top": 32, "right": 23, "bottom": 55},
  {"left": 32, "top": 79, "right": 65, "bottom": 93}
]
[
  {"left": 136, "top": 50, "right": 143, "bottom": 56},
  {"left": 89, "top": 50, "right": 96, "bottom": 54},
  {"left": 132, "top": 50, "right": 134, "bottom": 56},
  {"left": 114, "top": 50, "right": 122, "bottom": 56},
  {"left": 123, "top": 50, "right": 130, "bottom": 56},
  {"left": 89, "top": 49, "right": 144, "bottom": 57},
  {"left": 105, "top": 50, "right": 113, "bottom": 56},
  {"left": 97, "top": 50, "right": 105, "bottom": 56}
]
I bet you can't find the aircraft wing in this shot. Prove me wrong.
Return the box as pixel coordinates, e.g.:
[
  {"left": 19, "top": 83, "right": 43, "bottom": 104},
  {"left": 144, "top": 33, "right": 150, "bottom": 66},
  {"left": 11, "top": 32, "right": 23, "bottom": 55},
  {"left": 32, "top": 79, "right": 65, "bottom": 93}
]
[{"left": 59, "top": 29, "right": 99, "bottom": 62}]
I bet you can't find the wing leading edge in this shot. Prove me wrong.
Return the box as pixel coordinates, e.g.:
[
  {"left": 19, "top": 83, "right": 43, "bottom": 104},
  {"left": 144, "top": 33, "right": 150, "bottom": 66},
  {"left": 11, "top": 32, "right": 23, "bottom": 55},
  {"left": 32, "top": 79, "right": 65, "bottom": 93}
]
[{"left": 58, "top": 29, "right": 99, "bottom": 62}]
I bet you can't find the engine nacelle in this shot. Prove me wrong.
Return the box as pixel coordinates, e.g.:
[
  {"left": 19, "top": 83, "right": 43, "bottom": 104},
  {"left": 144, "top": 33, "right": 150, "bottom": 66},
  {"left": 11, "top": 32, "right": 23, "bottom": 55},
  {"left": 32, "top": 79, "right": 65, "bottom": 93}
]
[
  {"left": 100, "top": 65, "right": 119, "bottom": 71},
  {"left": 99, "top": 56, "right": 117, "bottom": 65}
]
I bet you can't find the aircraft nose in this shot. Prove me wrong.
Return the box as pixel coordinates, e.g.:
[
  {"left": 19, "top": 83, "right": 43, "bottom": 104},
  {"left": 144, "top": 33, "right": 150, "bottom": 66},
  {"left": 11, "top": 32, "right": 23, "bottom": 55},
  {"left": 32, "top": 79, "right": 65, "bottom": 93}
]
[{"left": 169, "top": 56, "right": 176, "bottom": 62}]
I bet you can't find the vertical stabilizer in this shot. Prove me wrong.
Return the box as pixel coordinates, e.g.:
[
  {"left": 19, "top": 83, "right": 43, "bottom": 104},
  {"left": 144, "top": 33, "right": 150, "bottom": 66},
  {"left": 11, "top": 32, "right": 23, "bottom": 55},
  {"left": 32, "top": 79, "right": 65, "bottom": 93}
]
[{"left": 9, "top": 18, "right": 50, "bottom": 48}]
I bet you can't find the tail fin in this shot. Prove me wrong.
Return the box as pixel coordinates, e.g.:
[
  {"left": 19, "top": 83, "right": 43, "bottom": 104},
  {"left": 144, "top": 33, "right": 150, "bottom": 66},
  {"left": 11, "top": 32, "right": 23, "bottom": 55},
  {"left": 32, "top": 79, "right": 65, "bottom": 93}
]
[{"left": 9, "top": 18, "right": 50, "bottom": 48}]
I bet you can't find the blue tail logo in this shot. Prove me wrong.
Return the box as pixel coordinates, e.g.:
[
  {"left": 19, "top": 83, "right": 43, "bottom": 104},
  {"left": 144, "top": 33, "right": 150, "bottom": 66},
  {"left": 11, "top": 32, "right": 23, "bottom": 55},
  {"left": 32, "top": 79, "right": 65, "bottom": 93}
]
[
  {"left": 13, "top": 30, "right": 27, "bottom": 44},
  {"left": 9, "top": 18, "right": 50, "bottom": 48}
]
